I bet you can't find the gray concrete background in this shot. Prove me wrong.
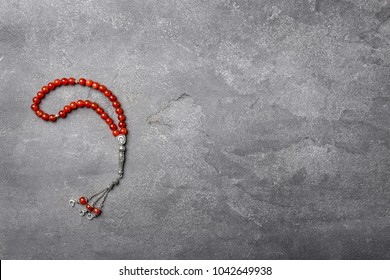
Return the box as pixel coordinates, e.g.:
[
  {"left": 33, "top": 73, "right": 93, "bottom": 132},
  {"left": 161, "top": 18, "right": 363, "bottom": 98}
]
[{"left": 1, "top": 0, "right": 390, "bottom": 259}]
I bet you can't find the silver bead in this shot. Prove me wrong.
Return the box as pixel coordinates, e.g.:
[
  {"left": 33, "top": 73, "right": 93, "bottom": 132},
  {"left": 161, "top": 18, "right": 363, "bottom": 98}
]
[
  {"left": 117, "top": 135, "right": 126, "bottom": 145},
  {"left": 79, "top": 209, "right": 86, "bottom": 216},
  {"left": 87, "top": 213, "right": 95, "bottom": 220},
  {"left": 69, "top": 199, "right": 76, "bottom": 207},
  {"left": 119, "top": 146, "right": 126, "bottom": 151},
  {"left": 113, "top": 178, "right": 120, "bottom": 185},
  {"left": 118, "top": 170, "right": 124, "bottom": 175},
  {"left": 55, "top": 114, "right": 60, "bottom": 118}
]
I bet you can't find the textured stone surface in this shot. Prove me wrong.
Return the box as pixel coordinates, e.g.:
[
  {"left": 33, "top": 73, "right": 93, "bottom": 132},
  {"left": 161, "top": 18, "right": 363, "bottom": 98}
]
[{"left": 1, "top": 0, "right": 390, "bottom": 259}]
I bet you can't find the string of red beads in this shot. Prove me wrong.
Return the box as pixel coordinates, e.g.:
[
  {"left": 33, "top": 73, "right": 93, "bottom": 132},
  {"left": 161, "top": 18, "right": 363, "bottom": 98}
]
[{"left": 30, "top": 77, "right": 128, "bottom": 137}]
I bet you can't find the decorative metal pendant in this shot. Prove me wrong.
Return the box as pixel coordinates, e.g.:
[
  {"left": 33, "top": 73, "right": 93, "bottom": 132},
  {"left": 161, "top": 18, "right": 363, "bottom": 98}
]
[{"left": 69, "top": 135, "right": 126, "bottom": 220}]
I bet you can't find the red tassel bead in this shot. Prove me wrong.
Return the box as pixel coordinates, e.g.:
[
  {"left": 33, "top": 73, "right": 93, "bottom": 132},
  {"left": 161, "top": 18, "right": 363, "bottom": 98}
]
[
  {"left": 118, "top": 114, "right": 126, "bottom": 121},
  {"left": 41, "top": 86, "right": 49, "bottom": 94},
  {"left": 79, "top": 197, "right": 87, "bottom": 205},
  {"left": 48, "top": 82, "right": 56, "bottom": 90},
  {"left": 78, "top": 78, "right": 86, "bottom": 86},
  {"left": 61, "top": 78, "right": 68, "bottom": 85},
  {"left": 68, "top": 77, "right": 76, "bottom": 85},
  {"left": 92, "top": 208, "right": 102, "bottom": 216},
  {"left": 86, "top": 204, "right": 94, "bottom": 211},
  {"left": 106, "top": 118, "right": 113, "bottom": 125},
  {"left": 42, "top": 113, "right": 49, "bottom": 121},
  {"left": 119, "top": 128, "right": 127, "bottom": 135},
  {"left": 76, "top": 100, "right": 84, "bottom": 108},
  {"left": 115, "top": 108, "right": 123, "bottom": 114},
  {"left": 118, "top": 121, "right": 126, "bottom": 128},
  {"left": 49, "top": 114, "right": 57, "bottom": 122},
  {"left": 85, "top": 79, "right": 93, "bottom": 87},
  {"left": 110, "top": 124, "right": 117, "bottom": 131},
  {"left": 32, "top": 97, "right": 40, "bottom": 104},
  {"left": 54, "top": 79, "right": 61, "bottom": 87},
  {"left": 113, "top": 130, "right": 120, "bottom": 137},
  {"left": 31, "top": 104, "right": 39, "bottom": 111}
]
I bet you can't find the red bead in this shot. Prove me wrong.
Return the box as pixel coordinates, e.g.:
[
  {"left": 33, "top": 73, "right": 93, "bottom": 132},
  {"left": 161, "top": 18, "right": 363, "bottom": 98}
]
[
  {"left": 112, "top": 130, "right": 120, "bottom": 137},
  {"left": 112, "top": 101, "right": 121, "bottom": 108},
  {"left": 35, "top": 110, "right": 43, "bottom": 117},
  {"left": 78, "top": 78, "right": 86, "bottom": 86},
  {"left": 115, "top": 108, "right": 123, "bottom": 114},
  {"left": 37, "top": 91, "right": 45, "bottom": 99},
  {"left": 119, "top": 128, "right": 127, "bottom": 135},
  {"left": 91, "top": 102, "right": 98, "bottom": 110},
  {"left": 106, "top": 118, "right": 113, "bottom": 125},
  {"left": 48, "top": 82, "right": 56, "bottom": 90},
  {"left": 61, "top": 78, "right": 68, "bottom": 85},
  {"left": 31, "top": 104, "right": 39, "bottom": 111},
  {"left": 70, "top": 102, "right": 77, "bottom": 109},
  {"left": 92, "top": 82, "right": 99, "bottom": 89},
  {"left": 41, "top": 86, "right": 49, "bottom": 94},
  {"left": 76, "top": 100, "right": 84, "bottom": 108},
  {"left": 59, "top": 110, "right": 67, "bottom": 118},
  {"left": 79, "top": 197, "right": 87, "bottom": 205},
  {"left": 99, "top": 85, "right": 106, "bottom": 92},
  {"left": 92, "top": 208, "right": 102, "bottom": 216},
  {"left": 100, "top": 112, "right": 108, "bottom": 119},
  {"left": 68, "top": 77, "right": 76, "bottom": 85},
  {"left": 64, "top": 105, "right": 71, "bottom": 113},
  {"left": 54, "top": 79, "right": 61, "bottom": 87},
  {"left": 86, "top": 204, "right": 94, "bottom": 211},
  {"left": 110, "top": 124, "right": 117, "bottom": 131},
  {"left": 108, "top": 95, "right": 117, "bottom": 102},
  {"left": 32, "top": 97, "right": 40, "bottom": 104},
  {"left": 42, "top": 113, "right": 49, "bottom": 121},
  {"left": 96, "top": 107, "right": 103, "bottom": 114},
  {"left": 85, "top": 79, "right": 93, "bottom": 87},
  {"left": 84, "top": 100, "right": 91, "bottom": 108},
  {"left": 104, "top": 90, "right": 111, "bottom": 97},
  {"left": 118, "top": 121, "right": 126, "bottom": 128},
  {"left": 118, "top": 114, "right": 126, "bottom": 121},
  {"left": 49, "top": 114, "right": 57, "bottom": 122}
]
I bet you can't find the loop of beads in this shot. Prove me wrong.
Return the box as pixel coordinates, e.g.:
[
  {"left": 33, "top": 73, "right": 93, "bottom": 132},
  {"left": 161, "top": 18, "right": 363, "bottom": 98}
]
[{"left": 30, "top": 77, "right": 128, "bottom": 137}]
